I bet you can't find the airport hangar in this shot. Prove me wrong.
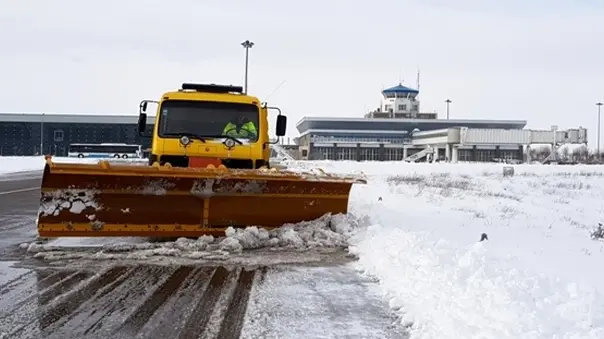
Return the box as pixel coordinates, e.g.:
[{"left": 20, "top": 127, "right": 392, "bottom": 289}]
[
  {"left": 294, "top": 84, "right": 588, "bottom": 163},
  {"left": 0, "top": 113, "right": 154, "bottom": 156},
  {"left": 0, "top": 84, "right": 588, "bottom": 161}
]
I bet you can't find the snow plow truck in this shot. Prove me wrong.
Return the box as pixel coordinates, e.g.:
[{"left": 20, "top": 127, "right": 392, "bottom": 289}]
[{"left": 36, "top": 83, "right": 364, "bottom": 238}]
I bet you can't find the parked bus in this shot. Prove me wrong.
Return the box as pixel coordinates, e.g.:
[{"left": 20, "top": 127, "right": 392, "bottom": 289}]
[{"left": 67, "top": 143, "right": 142, "bottom": 159}]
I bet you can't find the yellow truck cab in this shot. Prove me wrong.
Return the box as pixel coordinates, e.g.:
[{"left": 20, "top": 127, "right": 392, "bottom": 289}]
[{"left": 137, "top": 83, "right": 287, "bottom": 169}]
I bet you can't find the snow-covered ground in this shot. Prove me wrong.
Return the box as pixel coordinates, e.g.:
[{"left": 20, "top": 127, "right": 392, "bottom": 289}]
[
  {"left": 283, "top": 160, "right": 604, "bottom": 338},
  {"left": 7, "top": 156, "right": 604, "bottom": 338},
  {"left": 0, "top": 156, "right": 147, "bottom": 175},
  {"left": 336, "top": 161, "right": 604, "bottom": 339},
  {"left": 0, "top": 156, "right": 46, "bottom": 174}
]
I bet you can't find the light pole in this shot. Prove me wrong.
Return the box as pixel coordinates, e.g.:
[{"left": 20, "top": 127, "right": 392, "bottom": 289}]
[
  {"left": 40, "top": 113, "right": 44, "bottom": 155},
  {"left": 241, "top": 40, "right": 254, "bottom": 94},
  {"left": 597, "top": 102, "right": 602, "bottom": 161},
  {"left": 445, "top": 99, "right": 452, "bottom": 119}
]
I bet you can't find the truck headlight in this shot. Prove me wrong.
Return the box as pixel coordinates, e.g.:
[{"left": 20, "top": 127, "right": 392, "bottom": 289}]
[
  {"left": 224, "top": 138, "right": 235, "bottom": 148},
  {"left": 180, "top": 136, "right": 191, "bottom": 146}
]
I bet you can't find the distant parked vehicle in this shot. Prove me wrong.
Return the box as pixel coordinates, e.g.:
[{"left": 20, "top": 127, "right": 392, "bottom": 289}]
[{"left": 67, "top": 143, "right": 142, "bottom": 159}]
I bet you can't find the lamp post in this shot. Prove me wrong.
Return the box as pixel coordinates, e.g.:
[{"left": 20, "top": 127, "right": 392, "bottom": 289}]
[
  {"left": 445, "top": 99, "right": 452, "bottom": 119},
  {"left": 40, "top": 113, "right": 44, "bottom": 155},
  {"left": 241, "top": 40, "right": 254, "bottom": 94},
  {"left": 597, "top": 102, "right": 603, "bottom": 161}
]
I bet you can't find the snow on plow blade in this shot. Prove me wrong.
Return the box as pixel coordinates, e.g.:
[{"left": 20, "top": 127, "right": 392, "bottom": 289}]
[{"left": 36, "top": 158, "right": 365, "bottom": 238}]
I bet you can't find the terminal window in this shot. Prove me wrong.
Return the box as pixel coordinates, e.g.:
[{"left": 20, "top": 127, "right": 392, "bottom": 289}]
[{"left": 53, "top": 129, "right": 64, "bottom": 142}]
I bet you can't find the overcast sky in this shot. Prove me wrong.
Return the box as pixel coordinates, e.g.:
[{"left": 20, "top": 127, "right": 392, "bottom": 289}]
[{"left": 0, "top": 0, "right": 603, "bottom": 143}]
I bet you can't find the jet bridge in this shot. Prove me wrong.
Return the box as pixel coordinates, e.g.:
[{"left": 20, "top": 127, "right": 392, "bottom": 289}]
[{"left": 409, "top": 127, "right": 587, "bottom": 163}]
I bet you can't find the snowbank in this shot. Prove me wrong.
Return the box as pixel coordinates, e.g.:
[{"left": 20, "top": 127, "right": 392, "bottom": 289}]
[
  {"left": 25, "top": 213, "right": 358, "bottom": 265},
  {"left": 0, "top": 156, "right": 45, "bottom": 174},
  {"left": 339, "top": 161, "right": 604, "bottom": 339}
]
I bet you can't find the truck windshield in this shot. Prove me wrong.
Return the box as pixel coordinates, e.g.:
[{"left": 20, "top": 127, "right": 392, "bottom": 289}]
[{"left": 158, "top": 100, "right": 260, "bottom": 142}]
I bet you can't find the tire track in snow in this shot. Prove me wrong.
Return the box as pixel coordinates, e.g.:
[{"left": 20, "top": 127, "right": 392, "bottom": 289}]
[
  {"left": 0, "top": 264, "right": 267, "bottom": 339},
  {"left": 216, "top": 269, "right": 257, "bottom": 339},
  {"left": 115, "top": 266, "right": 195, "bottom": 336},
  {"left": 177, "top": 266, "right": 232, "bottom": 339},
  {"left": 0, "top": 269, "right": 82, "bottom": 331}
]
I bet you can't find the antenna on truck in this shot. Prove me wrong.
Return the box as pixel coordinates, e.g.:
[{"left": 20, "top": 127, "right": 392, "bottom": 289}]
[{"left": 264, "top": 80, "right": 287, "bottom": 102}]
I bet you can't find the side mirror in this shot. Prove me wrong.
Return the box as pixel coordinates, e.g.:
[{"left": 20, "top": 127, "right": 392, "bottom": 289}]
[
  {"left": 138, "top": 113, "right": 147, "bottom": 134},
  {"left": 140, "top": 101, "right": 148, "bottom": 113},
  {"left": 276, "top": 115, "right": 287, "bottom": 137}
]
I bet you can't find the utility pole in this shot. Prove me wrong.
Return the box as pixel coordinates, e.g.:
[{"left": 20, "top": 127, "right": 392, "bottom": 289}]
[
  {"left": 597, "top": 102, "right": 603, "bottom": 162},
  {"left": 445, "top": 99, "right": 452, "bottom": 119},
  {"left": 241, "top": 40, "right": 254, "bottom": 94}
]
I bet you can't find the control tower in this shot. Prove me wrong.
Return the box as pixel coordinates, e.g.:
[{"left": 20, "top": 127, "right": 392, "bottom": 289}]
[{"left": 365, "top": 83, "right": 437, "bottom": 119}]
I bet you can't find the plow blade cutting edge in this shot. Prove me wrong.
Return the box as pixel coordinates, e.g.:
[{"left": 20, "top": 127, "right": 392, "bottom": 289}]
[{"left": 36, "top": 158, "right": 365, "bottom": 238}]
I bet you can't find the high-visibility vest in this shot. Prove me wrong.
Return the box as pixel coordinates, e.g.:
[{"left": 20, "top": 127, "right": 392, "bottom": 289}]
[{"left": 222, "top": 121, "right": 257, "bottom": 139}]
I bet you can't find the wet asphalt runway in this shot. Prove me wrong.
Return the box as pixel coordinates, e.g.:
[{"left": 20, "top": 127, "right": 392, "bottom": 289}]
[
  {"left": 0, "top": 171, "right": 41, "bottom": 260},
  {"left": 0, "top": 170, "right": 408, "bottom": 339}
]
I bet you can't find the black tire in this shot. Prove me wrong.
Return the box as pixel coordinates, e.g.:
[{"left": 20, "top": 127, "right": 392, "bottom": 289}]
[{"left": 78, "top": 154, "right": 84, "bottom": 158}]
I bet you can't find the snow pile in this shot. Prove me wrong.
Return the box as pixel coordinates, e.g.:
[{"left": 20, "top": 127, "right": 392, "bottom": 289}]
[
  {"left": 222, "top": 213, "right": 355, "bottom": 251},
  {"left": 351, "top": 225, "right": 604, "bottom": 339},
  {"left": 0, "top": 156, "right": 45, "bottom": 174},
  {"left": 328, "top": 161, "right": 604, "bottom": 339},
  {"left": 25, "top": 213, "right": 359, "bottom": 263}
]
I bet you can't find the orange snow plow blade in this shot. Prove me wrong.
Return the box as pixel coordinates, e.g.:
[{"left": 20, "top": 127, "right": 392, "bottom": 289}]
[{"left": 36, "top": 157, "right": 365, "bottom": 238}]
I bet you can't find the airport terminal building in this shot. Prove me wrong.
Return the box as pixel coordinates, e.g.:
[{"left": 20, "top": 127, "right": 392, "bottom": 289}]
[
  {"left": 295, "top": 84, "right": 587, "bottom": 163},
  {"left": 295, "top": 116, "right": 529, "bottom": 162}
]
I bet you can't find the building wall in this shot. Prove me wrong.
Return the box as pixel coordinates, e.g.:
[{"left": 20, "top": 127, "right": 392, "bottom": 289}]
[
  {"left": 297, "top": 133, "right": 411, "bottom": 147},
  {"left": 308, "top": 143, "right": 524, "bottom": 162},
  {"left": 310, "top": 134, "right": 409, "bottom": 145},
  {"left": 380, "top": 96, "right": 420, "bottom": 118},
  {"left": 0, "top": 121, "right": 154, "bottom": 156}
]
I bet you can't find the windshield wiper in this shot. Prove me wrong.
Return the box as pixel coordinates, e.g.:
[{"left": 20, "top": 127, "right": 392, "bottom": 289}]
[{"left": 163, "top": 132, "right": 206, "bottom": 143}]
